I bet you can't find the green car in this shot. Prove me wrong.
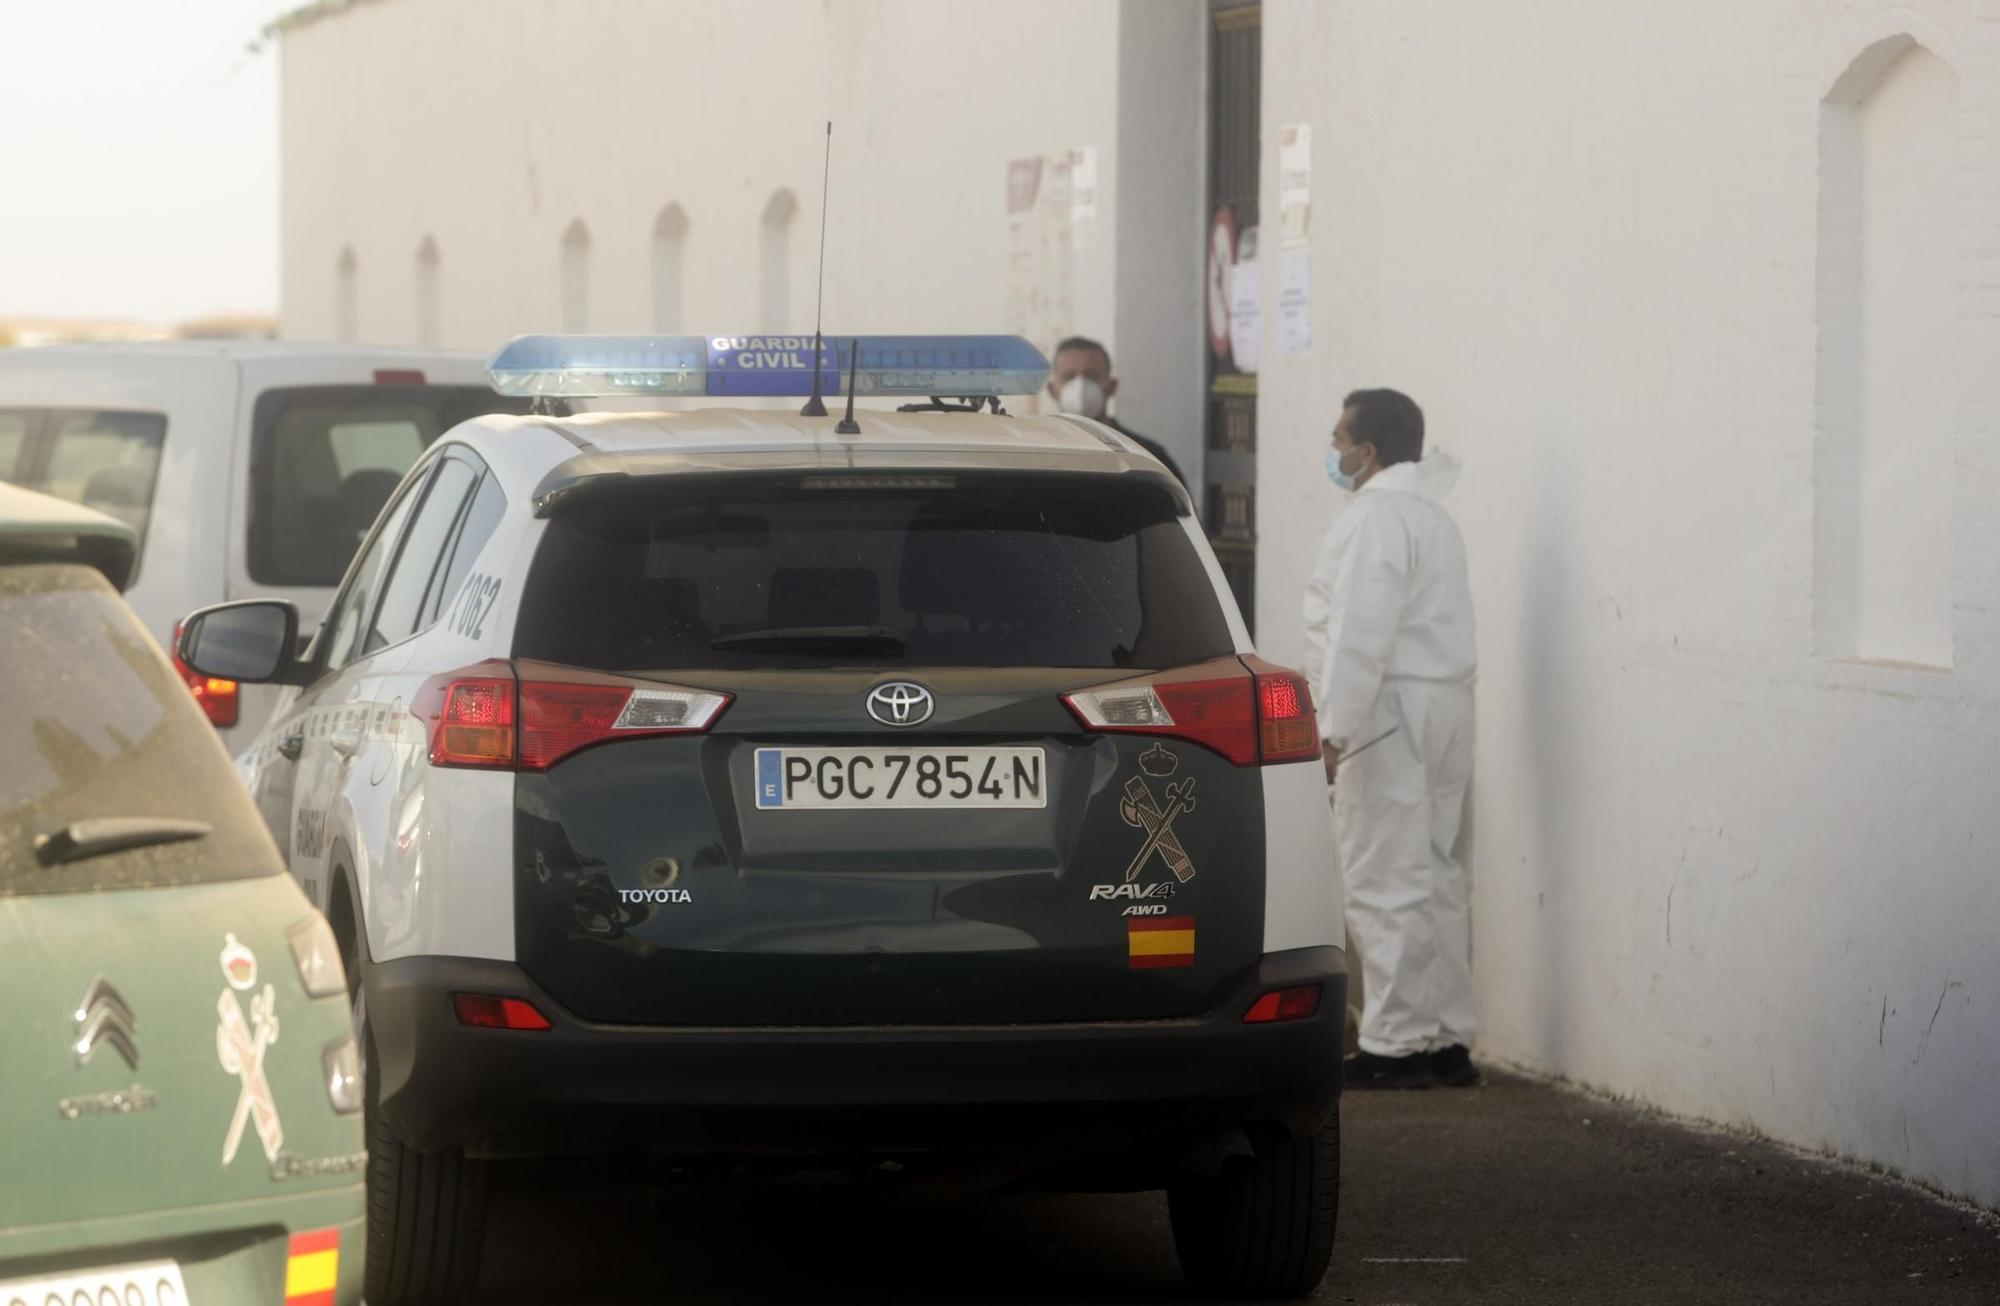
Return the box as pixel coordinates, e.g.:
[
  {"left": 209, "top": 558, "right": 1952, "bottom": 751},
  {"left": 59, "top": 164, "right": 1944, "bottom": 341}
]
[{"left": 0, "top": 485, "right": 365, "bottom": 1305}]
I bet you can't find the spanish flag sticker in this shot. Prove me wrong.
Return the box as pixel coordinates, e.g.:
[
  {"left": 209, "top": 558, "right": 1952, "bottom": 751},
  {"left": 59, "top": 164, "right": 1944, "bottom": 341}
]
[
  {"left": 284, "top": 1227, "right": 340, "bottom": 1306},
  {"left": 1128, "top": 915, "right": 1196, "bottom": 969}
]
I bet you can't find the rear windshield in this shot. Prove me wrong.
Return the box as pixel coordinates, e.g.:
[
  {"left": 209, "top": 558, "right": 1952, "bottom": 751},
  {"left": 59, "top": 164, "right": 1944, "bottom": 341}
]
[
  {"left": 515, "top": 472, "right": 1234, "bottom": 671},
  {"left": 248, "top": 384, "right": 540, "bottom": 587},
  {"left": 0, "top": 408, "right": 167, "bottom": 571},
  {"left": 0, "top": 565, "right": 280, "bottom": 896}
]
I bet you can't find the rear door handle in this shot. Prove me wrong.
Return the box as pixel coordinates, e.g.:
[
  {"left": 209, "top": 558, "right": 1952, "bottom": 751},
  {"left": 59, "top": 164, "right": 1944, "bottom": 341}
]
[{"left": 277, "top": 731, "right": 304, "bottom": 762}]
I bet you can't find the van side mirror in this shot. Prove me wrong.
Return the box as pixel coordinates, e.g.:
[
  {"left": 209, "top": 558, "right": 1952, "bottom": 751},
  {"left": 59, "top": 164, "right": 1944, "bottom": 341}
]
[{"left": 178, "top": 600, "right": 311, "bottom": 686}]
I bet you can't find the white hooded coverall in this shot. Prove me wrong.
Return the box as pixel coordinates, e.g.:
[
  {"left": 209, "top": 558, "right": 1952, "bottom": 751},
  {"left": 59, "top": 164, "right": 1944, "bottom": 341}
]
[{"left": 1302, "top": 452, "right": 1477, "bottom": 1059}]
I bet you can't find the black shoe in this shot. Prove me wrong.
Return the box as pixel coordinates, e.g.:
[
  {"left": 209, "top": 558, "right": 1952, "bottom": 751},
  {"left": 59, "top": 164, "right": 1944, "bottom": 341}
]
[
  {"left": 1343, "top": 1051, "right": 1434, "bottom": 1090},
  {"left": 1429, "top": 1044, "right": 1482, "bottom": 1087}
]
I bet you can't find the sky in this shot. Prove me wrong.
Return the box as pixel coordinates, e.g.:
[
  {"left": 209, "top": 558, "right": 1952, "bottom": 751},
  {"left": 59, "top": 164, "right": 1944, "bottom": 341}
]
[{"left": 0, "top": 1, "right": 295, "bottom": 324}]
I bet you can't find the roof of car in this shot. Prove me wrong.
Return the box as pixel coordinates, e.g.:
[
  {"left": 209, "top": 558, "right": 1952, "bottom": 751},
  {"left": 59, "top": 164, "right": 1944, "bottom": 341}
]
[
  {"left": 448, "top": 408, "right": 1187, "bottom": 518},
  {"left": 553, "top": 407, "right": 1130, "bottom": 455},
  {"left": 0, "top": 483, "right": 138, "bottom": 590}
]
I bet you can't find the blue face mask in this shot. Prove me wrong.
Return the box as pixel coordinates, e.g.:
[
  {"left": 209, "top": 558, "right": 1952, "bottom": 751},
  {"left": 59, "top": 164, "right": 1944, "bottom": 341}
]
[{"left": 1325, "top": 446, "right": 1355, "bottom": 491}]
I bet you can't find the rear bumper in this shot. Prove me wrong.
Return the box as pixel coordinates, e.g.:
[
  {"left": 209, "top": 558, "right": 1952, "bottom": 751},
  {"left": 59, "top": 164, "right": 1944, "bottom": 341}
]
[
  {"left": 365, "top": 947, "right": 1345, "bottom": 1160},
  {"left": 0, "top": 1190, "right": 363, "bottom": 1306}
]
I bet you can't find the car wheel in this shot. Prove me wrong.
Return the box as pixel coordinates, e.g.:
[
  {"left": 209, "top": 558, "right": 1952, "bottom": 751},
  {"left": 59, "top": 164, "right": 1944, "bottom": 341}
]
[
  {"left": 344, "top": 905, "right": 488, "bottom": 1304},
  {"left": 1167, "top": 1113, "right": 1339, "bottom": 1299}
]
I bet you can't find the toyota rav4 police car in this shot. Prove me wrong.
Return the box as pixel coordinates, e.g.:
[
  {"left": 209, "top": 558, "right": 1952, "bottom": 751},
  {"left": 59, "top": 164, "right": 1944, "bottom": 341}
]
[{"left": 176, "top": 334, "right": 1348, "bottom": 1302}]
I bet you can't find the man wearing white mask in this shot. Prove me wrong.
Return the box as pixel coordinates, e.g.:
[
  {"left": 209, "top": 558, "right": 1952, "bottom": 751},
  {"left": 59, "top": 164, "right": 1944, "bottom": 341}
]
[
  {"left": 1304, "top": 388, "right": 1478, "bottom": 1090},
  {"left": 1046, "top": 335, "right": 1187, "bottom": 488}
]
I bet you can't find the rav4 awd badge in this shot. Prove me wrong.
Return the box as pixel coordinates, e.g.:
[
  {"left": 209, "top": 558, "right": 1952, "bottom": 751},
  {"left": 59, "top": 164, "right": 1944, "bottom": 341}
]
[{"left": 1093, "top": 881, "right": 1177, "bottom": 916}]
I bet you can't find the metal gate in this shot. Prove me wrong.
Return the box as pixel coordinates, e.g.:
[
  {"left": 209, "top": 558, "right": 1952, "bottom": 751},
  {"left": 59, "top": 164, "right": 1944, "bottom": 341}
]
[{"left": 1205, "top": 1, "right": 1260, "bottom": 630}]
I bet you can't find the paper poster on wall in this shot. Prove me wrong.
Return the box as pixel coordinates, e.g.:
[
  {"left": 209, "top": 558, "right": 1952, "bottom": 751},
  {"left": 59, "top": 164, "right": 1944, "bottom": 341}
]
[
  {"left": 1229, "top": 226, "right": 1260, "bottom": 373},
  {"left": 1279, "top": 248, "right": 1310, "bottom": 356},
  {"left": 1279, "top": 123, "right": 1311, "bottom": 247},
  {"left": 1070, "top": 146, "right": 1098, "bottom": 250},
  {"left": 1005, "top": 153, "right": 1075, "bottom": 369}
]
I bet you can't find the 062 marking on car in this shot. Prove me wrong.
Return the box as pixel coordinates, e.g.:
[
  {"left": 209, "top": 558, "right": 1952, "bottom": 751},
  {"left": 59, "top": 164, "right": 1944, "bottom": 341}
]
[{"left": 449, "top": 571, "right": 503, "bottom": 639}]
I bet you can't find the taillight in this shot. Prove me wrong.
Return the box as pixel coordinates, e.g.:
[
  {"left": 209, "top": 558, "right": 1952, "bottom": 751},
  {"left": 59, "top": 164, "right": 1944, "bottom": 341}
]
[
  {"left": 1243, "top": 983, "right": 1323, "bottom": 1024},
  {"left": 1061, "top": 656, "right": 1318, "bottom": 766},
  {"left": 423, "top": 668, "right": 516, "bottom": 768},
  {"left": 169, "top": 620, "right": 238, "bottom": 729},
  {"left": 451, "top": 993, "right": 551, "bottom": 1031},
  {"left": 1245, "top": 657, "right": 1320, "bottom": 764},
  {"left": 1063, "top": 660, "right": 1256, "bottom": 764},
  {"left": 416, "top": 661, "right": 731, "bottom": 771}
]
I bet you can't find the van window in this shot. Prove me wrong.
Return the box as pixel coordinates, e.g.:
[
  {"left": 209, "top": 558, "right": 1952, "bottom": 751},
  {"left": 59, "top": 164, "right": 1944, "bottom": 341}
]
[
  {"left": 515, "top": 472, "right": 1232, "bottom": 671},
  {"left": 332, "top": 421, "right": 428, "bottom": 481},
  {"left": 0, "top": 408, "right": 167, "bottom": 570},
  {"left": 247, "top": 384, "right": 539, "bottom": 588},
  {"left": 0, "top": 564, "right": 280, "bottom": 896}
]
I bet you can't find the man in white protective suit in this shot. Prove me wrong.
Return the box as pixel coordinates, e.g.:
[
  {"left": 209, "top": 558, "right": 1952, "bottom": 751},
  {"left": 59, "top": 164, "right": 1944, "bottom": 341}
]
[{"left": 1303, "top": 388, "right": 1478, "bottom": 1090}]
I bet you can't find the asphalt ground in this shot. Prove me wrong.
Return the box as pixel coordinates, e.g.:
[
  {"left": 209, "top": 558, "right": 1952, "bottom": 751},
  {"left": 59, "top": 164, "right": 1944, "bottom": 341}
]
[{"left": 473, "top": 1070, "right": 2000, "bottom": 1304}]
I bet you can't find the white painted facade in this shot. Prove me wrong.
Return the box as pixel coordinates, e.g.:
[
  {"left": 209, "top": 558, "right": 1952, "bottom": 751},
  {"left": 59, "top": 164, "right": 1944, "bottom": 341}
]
[
  {"left": 278, "top": 0, "right": 1999, "bottom": 1207},
  {"left": 1257, "top": 0, "right": 1999, "bottom": 1206},
  {"left": 277, "top": 0, "right": 1205, "bottom": 472}
]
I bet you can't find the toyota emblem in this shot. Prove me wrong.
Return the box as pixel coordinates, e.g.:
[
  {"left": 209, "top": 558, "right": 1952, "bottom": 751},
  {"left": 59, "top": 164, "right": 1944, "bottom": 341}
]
[{"left": 866, "top": 682, "right": 935, "bottom": 727}]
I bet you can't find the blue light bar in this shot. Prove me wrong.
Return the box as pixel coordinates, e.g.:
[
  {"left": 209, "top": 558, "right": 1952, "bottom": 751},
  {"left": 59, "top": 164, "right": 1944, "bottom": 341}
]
[{"left": 486, "top": 334, "right": 1051, "bottom": 399}]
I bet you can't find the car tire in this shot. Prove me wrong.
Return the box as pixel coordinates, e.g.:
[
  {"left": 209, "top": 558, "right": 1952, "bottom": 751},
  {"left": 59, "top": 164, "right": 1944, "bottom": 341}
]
[
  {"left": 340, "top": 904, "right": 488, "bottom": 1306},
  {"left": 1167, "top": 1113, "right": 1340, "bottom": 1300},
  {"left": 359, "top": 1015, "right": 489, "bottom": 1304}
]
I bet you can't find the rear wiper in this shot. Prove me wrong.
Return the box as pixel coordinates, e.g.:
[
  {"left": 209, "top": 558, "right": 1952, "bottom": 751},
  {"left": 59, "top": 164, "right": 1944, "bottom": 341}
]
[
  {"left": 710, "top": 625, "right": 907, "bottom": 654},
  {"left": 35, "top": 817, "right": 213, "bottom": 866}
]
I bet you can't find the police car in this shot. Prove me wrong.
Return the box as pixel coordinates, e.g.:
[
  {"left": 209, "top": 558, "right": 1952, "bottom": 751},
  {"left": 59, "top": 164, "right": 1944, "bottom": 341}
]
[{"left": 175, "top": 334, "right": 1348, "bottom": 1301}]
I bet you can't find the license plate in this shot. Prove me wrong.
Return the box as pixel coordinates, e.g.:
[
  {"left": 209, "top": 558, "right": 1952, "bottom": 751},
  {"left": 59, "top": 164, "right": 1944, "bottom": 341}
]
[
  {"left": 0, "top": 1260, "right": 188, "bottom": 1305},
  {"left": 754, "top": 746, "right": 1047, "bottom": 810}
]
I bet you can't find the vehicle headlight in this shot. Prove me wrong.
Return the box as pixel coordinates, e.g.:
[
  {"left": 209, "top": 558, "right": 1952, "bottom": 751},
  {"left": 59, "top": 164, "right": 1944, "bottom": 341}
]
[
  {"left": 323, "top": 1035, "right": 362, "bottom": 1114},
  {"left": 288, "top": 913, "right": 347, "bottom": 999}
]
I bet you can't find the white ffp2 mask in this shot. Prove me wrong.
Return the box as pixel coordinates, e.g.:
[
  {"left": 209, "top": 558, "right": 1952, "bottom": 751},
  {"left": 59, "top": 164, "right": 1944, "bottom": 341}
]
[{"left": 1057, "top": 375, "right": 1107, "bottom": 418}]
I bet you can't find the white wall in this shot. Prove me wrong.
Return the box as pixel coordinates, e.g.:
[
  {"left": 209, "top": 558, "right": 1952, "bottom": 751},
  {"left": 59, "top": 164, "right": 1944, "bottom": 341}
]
[
  {"left": 1258, "top": 0, "right": 2000, "bottom": 1206},
  {"left": 278, "top": 0, "right": 1205, "bottom": 471}
]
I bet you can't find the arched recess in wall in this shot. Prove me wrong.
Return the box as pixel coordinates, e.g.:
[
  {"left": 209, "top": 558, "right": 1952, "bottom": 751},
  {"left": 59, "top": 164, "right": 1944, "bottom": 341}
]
[
  {"left": 652, "top": 205, "right": 689, "bottom": 333},
  {"left": 415, "top": 236, "right": 441, "bottom": 348},
  {"left": 1814, "top": 37, "right": 1960, "bottom": 668},
  {"left": 760, "top": 190, "right": 798, "bottom": 332},
  {"left": 335, "top": 245, "right": 358, "bottom": 344},
  {"left": 560, "top": 218, "right": 593, "bottom": 333}
]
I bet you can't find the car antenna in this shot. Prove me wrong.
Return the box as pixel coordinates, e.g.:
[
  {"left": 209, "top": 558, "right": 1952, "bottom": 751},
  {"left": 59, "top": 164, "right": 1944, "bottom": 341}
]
[
  {"left": 836, "top": 338, "right": 861, "bottom": 433},
  {"left": 801, "top": 121, "right": 834, "bottom": 418}
]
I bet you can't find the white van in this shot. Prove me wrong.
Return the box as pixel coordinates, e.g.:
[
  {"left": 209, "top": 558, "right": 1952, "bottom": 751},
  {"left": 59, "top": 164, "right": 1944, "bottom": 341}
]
[{"left": 0, "top": 342, "right": 542, "bottom": 746}]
